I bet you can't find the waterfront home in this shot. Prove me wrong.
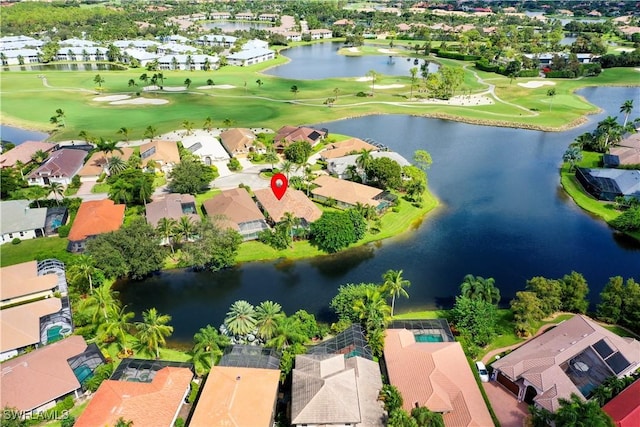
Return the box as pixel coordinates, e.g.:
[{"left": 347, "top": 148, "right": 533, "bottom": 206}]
[
  {"left": 258, "top": 13, "right": 279, "bottom": 22},
  {"left": 202, "top": 188, "right": 269, "bottom": 240},
  {"left": 384, "top": 328, "right": 494, "bottom": 426},
  {"left": 194, "top": 34, "right": 237, "bottom": 48},
  {"left": 67, "top": 200, "right": 125, "bottom": 252},
  {"left": 139, "top": 140, "right": 181, "bottom": 172},
  {"left": 145, "top": 193, "right": 198, "bottom": 228},
  {"left": 209, "top": 11, "right": 231, "bottom": 20},
  {"left": 605, "top": 133, "right": 640, "bottom": 167},
  {"left": 0, "top": 141, "right": 55, "bottom": 169},
  {"left": 0, "top": 261, "right": 58, "bottom": 308},
  {"left": 0, "top": 35, "right": 44, "bottom": 51},
  {"left": 523, "top": 52, "right": 598, "bottom": 67},
  {"left": 226, "top": 46, "right": 275, "bottom": 67},
  {"left": 27, "top": 148, "right": 87, "bottom": 187},
  {"left": 190, "top": 366, "right": 280, "bottom": 427},
  {"left": 122, "top": 48, "right": 160, "bottom": 67},
  {"left": 491, "top": 315, "right": 640, "bottom": 412},
  {"left": 235, "top": 12, "right": 255, "bottom": 21},
  {"left": 75, "top": 359, "right": 193, "bottom": 427},
  {"left": 291, "top": 354, "right": 385, "bottom": 427},
  {"left": 219, "top": 128, "right": 258, "bottom": 157},
  {"left": 0, "top": 336, "right": 103, "bottom": 412},
  {"left": 0, "top": 200, "right": 47, "bottom": 244},
  {"left": 311, "top": 175, "right": 389, "bottom": 211},
  {"left": 575, "top": 168, "right": 640, "bottom": 201},
  {"left": 253, "top": 188, "right": 321, "bottom": 227},
  {"left": 327, "top": 151, "right": 410, "bottom": 180},
  {"left": 157, "top": 54, "right": 218, "bottom": 71},
  {"left": 320, "top": 138, "right": 377, "bottom": 161},
  {"left": 307, "top": 29, "right": 333, "bottom": 39},
  {"left": 77, "top": 147, "right": 135, "bottom": 181},
  {"left": 56, "top": 47, "right": 108, "bottom": 62},
  {"left": 0, "top": 48, "right": 41, "bottom": 65},
  {"left": 602, "top": 379, "right": 640, "bottom": 427},
  {"left": 273, "top": 126, "right": 327, "bottom": 151}
]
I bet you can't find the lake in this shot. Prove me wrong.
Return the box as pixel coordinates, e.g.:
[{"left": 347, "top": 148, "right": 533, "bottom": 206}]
[
  {"left": 0, "top": 125, "right": 48, "bottom": 144},
  {"left": 117, "top": 86, "right": 640, "bottom": 345},
  {"left": 264, "top": 42, "right": 439, "bottom": 80}
]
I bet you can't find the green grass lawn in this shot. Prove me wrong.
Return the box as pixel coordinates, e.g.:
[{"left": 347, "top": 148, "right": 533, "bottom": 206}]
[
  {"left": 91, "top": 182, "right": 110, "bottom": 193},
  {"left": 0, "top": 237, "right": 74, "bottom": 267}
]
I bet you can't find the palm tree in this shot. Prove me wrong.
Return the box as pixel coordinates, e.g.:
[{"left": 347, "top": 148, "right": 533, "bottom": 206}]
[
  {"left": 333, "top": 87, "right": 340, "bottom": 101},
  {"left": 67, "top": 254, "right": 98, "bottom": 293},
  {"left": 31, "top": 149, "right": 49, "bottom": 164},
  {"left": 409, "top": 66, "right": 418, "bottom": 99},
  {"left": 595, "top": 116, "right": 624, "bottom": 151},
  {"left": 620, "top": 99, "right": 634, "bottom": 127},
  {"left": 102, "top": 305, "right": 135, "bottom": 355},
  {"left": 203, "top": 116, "right": 213, "bottom": 131},
  {"left": 95, "top": 138, "right": 124, "bottom": 156},
  {"left": 554, "top": 393, "right": 614, "bottom": 427},
  {"left": 280, "top": 160, "right": 295, "bottom": 178},
  {"left": 107, "top": 156, "right": 128, "bottom": 175},
  {"left": 114, "top": 418, "right": 133, "bottom": 427},
  {"left": 78, "top": 130, "right": 91, "bottom": 142},
  {"left": 117, "top": 127, "right": 130, "bottom": 143},
  {"left": 136, "top": 308, "right": 173, "bottom": 359},
  {"left": 256, "top": 79, "right": 263, "bottom": 88},
  {"left": 144, "top": 125, "right": 157, "bottom": 140},
  {"left": 109, "top": 179, "right": 133, "bottom": 204},
  {"left": 563, "top": 146, "right": 583, "bottom": 171},
  {"left": 46, "top": 182, "right": 64, "bottom": 205},
  {"left": 156, "top": 217, "right": 177, "bottom": 254},
  {"left": 174, "top": 216, "right": 196, "bottom": 244},
  {"left": 182, "top": 120, "right": 194, "bottom": 136},
  {"left": 264, "top": 149, "right": 279, "bottom": 171},
  {"left": 127, "top": 79, "right": 136, "bottom": 88},
  {"left": 139, "top": 73, "right": 148, "bottom": 85},
  {"left": 189, "top": 325, "right": 230, "bottom": 374},
  {"left": 381, "top": 269, "right": 411, "bottom": 317},
  {"left": 290, "top": 85, "right": 299, "bottom": 97},
  {"left": 93, "top": 74, "right": 105, "bottom": 88},
  {"left": 157, "top": 72, "right": 164, "bottom": 86},
  {"left": 81, "top": 284, "right": 120, "bottom": 324},
  {"left": 353, "top": 289, "right": 391, "bottom": 332},
  {"left": 356, "top": 149, "right": 373, "bottom": 182},
  {"left": 460, "top": 275, "right": 501, "bottom": 305},
  {"left": 137, "top": 177, "right": 152, "bottom": 205},
  {"left": 255, "top": 301, "right": 284, "bottom": 341},
  {"left": 224, "top": 300, "right": 257, "bottom": 336},
  {"left": 367, "top": 69, "right": 378, "bottom": 96},
  {"left": 546, "top": 88, "right": 556, "bottom": 112},
  {"left": 222, "top": 118, "right": 234, "bottom": 128},
  {"left": 206, "top": 78, "right": 214, "bottom": 86},
  {"left": 281, "top": 212, "right": 299, "bottom": 244},
  {"left": 26, "top": 185, "right": 48, "bottom": 208},
  {"left": 184, "top": 78, "right": 192, "bottom": 89},
  {"left": 266, "top": 316, "right": 307, "bottom": 350}
]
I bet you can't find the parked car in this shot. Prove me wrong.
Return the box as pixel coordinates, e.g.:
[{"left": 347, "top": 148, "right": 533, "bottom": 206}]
[{"left": 476, "top": 361, "right": 489, "bottom": 382}]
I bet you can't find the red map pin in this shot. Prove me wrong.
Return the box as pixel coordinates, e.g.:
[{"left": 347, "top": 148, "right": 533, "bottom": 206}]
[{"left": 270, "top": 173, "right": 288, "bottom": 200}]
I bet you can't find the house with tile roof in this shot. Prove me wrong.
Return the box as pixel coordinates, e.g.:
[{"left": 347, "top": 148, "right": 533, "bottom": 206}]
[
  {"left": 253, "top": 188, "right": 322, "bottom": 227},
  {"left": 27, "top": 148, "right": 87, "bottom": 187},
  {"left": 67, "top": 200, "right": 125, "bottom": 252},
  {"left": 603, "top": 379, "right": 640, "bottom": 427},
  {"left": 77, "top": 147, "right": 135, "bottom": 181},
  {"left": 0, "top": 141, "right": 55, "bottom": 169},
  {"left": 202, "top": 188, "right": 268, "bottom": 240},
  {"left": 273, "top": 126, "right": 327, "bottom": 151},
  {"left": 384, "top": 329, "right": 494, "bottom": 427},
  {"left": 75, "top": 364, "right": 193, "bottom": 427},
  {"left": 291, "top": 354, "right": 385, "bottom": 426},
  {"left": 320, "top": 138, "right": 378, "bottom": 160},
  {"left": 311, "top": 175, "right": 389, "bottom": 211},
  {"left": 145, "top": 193, "right": 198, "bottom": 228},
  {"left": 190, "top": 366, "right": 280, "bottom": 427},
  {"left": 0, "top": 200, "right": 47, "bottom": 244},
  {"left": 139, "top": 140, "right": 180, "bottom": 173},
  {"left": 491, "top": 315, "right": 640, "bottom": 412},
  {"left": 219, "top": 128, "right": 258, "bottom": 157},
  {"left": 0, "top": 336, "right": 92, "bottom": 411},
  {"left": 605, "top": 133, "right": 640, "bottom": 167},
  {"left": 0, "top": 260, "right": 58, "bottom": 307}
]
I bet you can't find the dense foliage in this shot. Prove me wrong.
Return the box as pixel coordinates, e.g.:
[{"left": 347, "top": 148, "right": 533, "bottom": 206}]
[
  {"left": 365, "top": 157, "right": 403, "bottom": 190},
  {"left": 284, "top": 141, "right": 313, "bottom": 165},
  {"left": 610, "top": 207, "right": 640, "bottom": 232},
  {"left": 310, "top": 210, "right": 366, "bottom": 253},
  {"left": 180, "top": 220, "right": 242, "bottom": 271},
  {"left": 168, "top": 158, "right": 218, "bottom": 194},
  {"left": 597, "top": 276, "right": 640, "bottom": 333}
]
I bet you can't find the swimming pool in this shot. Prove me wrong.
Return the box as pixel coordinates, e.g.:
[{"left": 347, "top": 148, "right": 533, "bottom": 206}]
[{"left": 415, "top": 334, "right": 444, "bottom": 343}]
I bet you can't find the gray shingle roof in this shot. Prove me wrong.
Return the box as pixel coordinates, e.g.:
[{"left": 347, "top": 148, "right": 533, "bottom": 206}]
[{"left": 0, "top": 200, "right": 47, "bottom": 235}]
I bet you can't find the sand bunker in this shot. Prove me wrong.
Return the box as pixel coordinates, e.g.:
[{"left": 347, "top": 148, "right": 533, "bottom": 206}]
[
  {"left": 347, "top": 47, "right": 360, "bottom": 53},
  {"left": 356, "top": 76, "right": 374, "bottom": 82},
  {"left": 517, "top": 81, "right": 556, "bottom": 89},
  {"left": 110, "top": 98, "right": 169, "bottom": 105},
  {"left": 419, "top": 94, "right": 493, "bottom": 106},
  {"left": 374, "top": 84, "right": 405, "bottom": 89},
  {"left": 378, "top": 48, "right": 397, "bottom": 54},
  {"left": 94, "top": 95, "right": 130, "bottom": 102},
  {"left": 163, "top": 86, "right": 187, "bottom": 92},
  {"left": 143, "top": 85, "right": 160, "bottom": 91},
  {"left": 616, "top": 47, "right": 635, "bottom": 52},
  {"left": 196, "top": 84, "right": 236, "bottom": 89}
]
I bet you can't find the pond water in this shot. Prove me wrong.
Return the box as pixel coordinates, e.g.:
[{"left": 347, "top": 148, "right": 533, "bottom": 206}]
[
  {"left": 202, "top": 21, "right": 273, "bottom": 32},
  {"left": 117, "top": 86, "right": 640, "bottom": 344},
  {"left": 264, "top": 42, "right": 439, "bottom": 80},
  {"left": 0, "top": 125, "right": 48, "bottom": 144},
  {"left": 1, "top": 63, "right": 126, "bottom": 72}
]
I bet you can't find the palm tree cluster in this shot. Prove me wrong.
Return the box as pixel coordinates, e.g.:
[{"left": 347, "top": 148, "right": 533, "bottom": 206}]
[
  {"left": 571, "top": 100, "right": 637, "bottom": 153},
  {"left": 155, "top": 216, "right": 198, "bottom": 255}
]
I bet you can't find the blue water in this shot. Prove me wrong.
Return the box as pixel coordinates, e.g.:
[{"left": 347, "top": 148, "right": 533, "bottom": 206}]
[{"left": 0, "top": 125, "right": 48, "bottom": 144}]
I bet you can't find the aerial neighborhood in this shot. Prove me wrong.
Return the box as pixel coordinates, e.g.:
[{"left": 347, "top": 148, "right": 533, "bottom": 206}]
[{"left": 1, "top": 1, "right": 640, "bottom": 427}]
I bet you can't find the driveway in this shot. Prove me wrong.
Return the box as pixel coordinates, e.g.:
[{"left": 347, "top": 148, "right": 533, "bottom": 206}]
[
  {"left": 482, "top": 381, "right": 529, "bottom": 427},
  {"left": 212, "top": 164, "right": 271, "bottom": 190}
]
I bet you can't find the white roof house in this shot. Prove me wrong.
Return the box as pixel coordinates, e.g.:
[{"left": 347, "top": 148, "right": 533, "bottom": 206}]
[
  {"left": 157, "top": 54, "right": 218, "bottom": 71},
  {"left": 226, "top": 47, "right": 275, "bottom": 67},
  {"left": 184, "top": 137, "right": 230, "bottom": 164},
  {"left": 327, "top": 151, "right": 411, "bottom": 179},
  {"left": 0, "top": 36, "right": 43, "bottom": 51},
  {"left": 242, "top": 39, "right": 269, "bottom": 50},
  {"left": 59, "top": 38, "right": 97, "bottom": 47},
  {"left": 0, "top": 200, "right": 47, "bottom": 244},
  {"left": 157, "top": 43, "right": 198, "bottom": 55},
  {"left": 1, "top": 49, "right": 41, "bottom": 65},
  {"left": 195, "top": 35, "right": 237, "bottom": 47},
  {"left": 123, "top": 48, "right": 160, "bottom": 66},
  {"left": 112, "top": 40, "right": 160, "bottom": 49}
]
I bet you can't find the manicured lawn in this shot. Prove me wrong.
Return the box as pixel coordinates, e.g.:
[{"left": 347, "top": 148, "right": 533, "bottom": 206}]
[
  {"left": 194, "top": 188, "right": 221, "bottom": 215},
  {"left": 0, "top": 237, "right": 74, "bottom": 267},
  {"left": 42, "top": 400, "right": 89, "bottom": 427},
  {"left": 603, "top": 324, "right": 640, "bottom": 339},
  {"left": 393, "top": 309, "right": 450, "bottom": 320},
  {"left": 91, "top": 182, "right": 110, "bottom": 193}
]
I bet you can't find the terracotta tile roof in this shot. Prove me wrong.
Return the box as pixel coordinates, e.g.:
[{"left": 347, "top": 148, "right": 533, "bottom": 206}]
[
  {"left": 0, "top": 141, "right": 56, "bottom": 169},
  {"left": 320, "top": 138, "right": 377, "bottom": 160},
  {"left": 139, "top": 140, "right": 180, "bottom": 166},
  {"left": 253, "top": 188, "right": 321, "bottom": 224},
  {"left": 75, "top": 366, "right": 193, "bottom": 427},
  {"left": 27, "top": 148, "right": 87, "bottom": 180},
  {"left": 291, "top": 354, "right": 384, "bottom": 426},
  {"left": 202, "top": 188, "right": 266, "bottom": 231},
  {"left": 492, "top": 315, "right": 640, "bottom": 412},
  {"left": 219, "top": 128, "right": 256, "bottom": 155},
  {"left": 145, "top": 193, "right": 198, "bottom": 227},
  {"left": 0, "top": 335, "right": 87, "bottom": 411},
  {"left": 68, "top": 200, "right": 125, "bottom": 242},
  {"left": 0, "top": 298, "right": 62, "bottom": 353},
  {"left": 189, "top": 366, "right": 280, "bottom": 427},
  {"left": 273, "top": 126, "right": 326, "bottom": 149},
  {"left": 78, "top": 147, "right": 134, "bottom": 177},
  {"left": 311, "top": 175, "right": 383, "bottom": 207},
  {"left": 603, "top": 379, "right": 640, "bottom": 427},
  {"left": 384, "top": 329, "right": 493, "bottom": 427},
  {"left": 0, "top": 260, "right": 57, "bottom": 302}
]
